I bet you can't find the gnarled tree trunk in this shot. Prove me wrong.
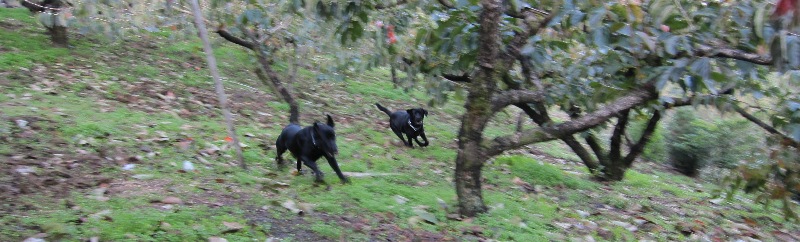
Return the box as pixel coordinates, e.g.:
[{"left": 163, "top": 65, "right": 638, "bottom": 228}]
[
  {"left": 454, "top": 145, "right": 487, "bottom": 216},
  {"left": 454, "top": 0, "right": 502, "bottom": 217}
]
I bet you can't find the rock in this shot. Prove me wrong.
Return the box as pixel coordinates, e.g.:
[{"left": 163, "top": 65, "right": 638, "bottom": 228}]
[
  {"left": 394, "top": 195, "right": 409, "bottom": 204},
  {"left": 15, "top": 119, "right": 29, "bottom": 128},
  {"left": 208, "top": 237, "right": 228, "bottom": 242},
  {"left": 222, "top": 221, "right": 244, "bottom": 233},
  {"left": 553, "top": 222, "right": 572, "bottom": 229},
  {"left": 15, "top": 166, "right": 36, "bottom": 175},
  {"left": 576, "top": 209, "right": 590, "bottom": 218}
]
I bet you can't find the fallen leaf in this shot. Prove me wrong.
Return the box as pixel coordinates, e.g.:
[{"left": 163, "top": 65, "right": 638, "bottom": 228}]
[
  {"left": 446, "top": 214, "right": 462, "bottom": 221},
  {"left": 511, "top": 177, "right": 537, "bottom": 193},
  {"left": 161, "top": 196, "right": 183, "bottom": 204}
]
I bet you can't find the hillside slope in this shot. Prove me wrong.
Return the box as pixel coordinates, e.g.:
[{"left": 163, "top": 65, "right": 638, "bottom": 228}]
[{"left": 1, "top": 8, "right": 798, "bottom": 241}]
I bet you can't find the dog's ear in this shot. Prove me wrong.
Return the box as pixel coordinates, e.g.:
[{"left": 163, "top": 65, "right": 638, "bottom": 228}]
[
  {"left": 407, "top": 109, "right": 414, "bottom": 115},
  {"left": 326, "top": 114, "right": 335, "bottom": 128},
  {"left": 423, "top": 109, "right": 428, "bottom": 117}
]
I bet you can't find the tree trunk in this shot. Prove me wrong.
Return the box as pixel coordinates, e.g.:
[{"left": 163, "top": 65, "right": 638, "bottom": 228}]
[
  {"left": 454, "top": 0, "right": 503, "bottom": 217},
  {"left": 602, "top": 162, "right": 627, "bottom": 181},
  {"left": 50, "top": 25, "right": 68, "bottom": 47},
  {"left": 254, "top": 53, "right": 300, "bottom": 124},
  {"left": 390, "top": 63, "right": 399, "bottom": 89},
  {"left": 455, "top": 142, "right": 488, "bottom": 216}
]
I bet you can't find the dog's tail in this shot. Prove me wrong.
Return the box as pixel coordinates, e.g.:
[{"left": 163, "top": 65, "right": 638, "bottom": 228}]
[{"left": 375, "top": 103, "right": 392, "bottom": 116}]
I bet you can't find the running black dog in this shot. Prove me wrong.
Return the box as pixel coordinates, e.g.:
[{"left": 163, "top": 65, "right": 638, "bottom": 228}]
[
  {"left": 375, "top": 103, "right": 429, "bottom": 148},
  {"left": 275, "top": 115, "right": 349, "bottom": 184}
]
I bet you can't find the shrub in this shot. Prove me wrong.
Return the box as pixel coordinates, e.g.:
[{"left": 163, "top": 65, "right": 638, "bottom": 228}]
[
  {"left": 665, "top": 108, "right": 764, "bottom": 177},
  {"left": 666, "top": 109, "right": 716, "bottom": 176}
]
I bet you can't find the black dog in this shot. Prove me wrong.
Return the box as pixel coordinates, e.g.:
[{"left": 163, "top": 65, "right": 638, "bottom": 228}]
[
  {"left": 375, "top": 103, "right": 429, "bottom": 148},
  {"left": 275, "top": 115, "right": 349, "bottom": 184}
]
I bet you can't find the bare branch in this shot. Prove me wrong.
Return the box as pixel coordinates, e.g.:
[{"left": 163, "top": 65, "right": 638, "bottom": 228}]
[
  {"left": 622, "top": 111, "right": 661, "bottom": 166},
  {"left": 694, "top": 44, "right": 772, "bottom": 65},
  {"left": 375, "top": 0, "right": 410, "bottom": 9},
  {"left": 584, "top": 133, "right": 609, "bottom": 166},
  {"left": 437, "top": 0, "right": 455, "bottom": 8},
  {"left": 609, "top": 109, "right": 630, "bottom": 163},
  {"left": 491, "top": 89, "right": 547, "bottom": 112},
  {"left": 515, "top": 103, "right": 600, "bottom": 172},
  {"left": 506, "top": 7, "right": 550, "bottom": 19},
  {"left": 484, "top": 85, "right": 657, "bottom": 155},
  {"left": 732, "top": 105, "right": 800, "bottom": 148},
  {"left": 216, "top": 28, "right": 255, "bottom": 50},
  {"left": 442, "top": 73, "right": 472, "bottom": 83}
]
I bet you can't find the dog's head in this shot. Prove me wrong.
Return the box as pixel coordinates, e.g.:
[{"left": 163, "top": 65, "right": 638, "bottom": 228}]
[
  {"left": 406, "top": 108, "right": 428, "bottom": 127},
  {"left": 313, "top": 114, "right": 338, "bottom": 157}
]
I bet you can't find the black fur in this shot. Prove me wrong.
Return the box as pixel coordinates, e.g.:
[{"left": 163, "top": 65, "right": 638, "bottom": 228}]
[
  {"left": 275, "top": 115, "right": 349, "bottom": 184},
  {"left": 375, "top": 103, "right": 429, "bottom": 148}
]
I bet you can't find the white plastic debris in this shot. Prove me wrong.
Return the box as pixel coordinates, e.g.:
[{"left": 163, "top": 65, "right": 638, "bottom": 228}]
[
  {"left": 182, "top": 161, "right": 195, "bottom": 171},
  {"left": 122, "top": 164, "right": 136, "bottom": 171}
]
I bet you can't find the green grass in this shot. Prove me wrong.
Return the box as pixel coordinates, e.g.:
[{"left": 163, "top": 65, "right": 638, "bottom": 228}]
[
  {"left": 1, "top": 7, "right": 798, "bottom": 241},
  {"left": 496, "top": 155, "right": 597, "bottom": 189}
]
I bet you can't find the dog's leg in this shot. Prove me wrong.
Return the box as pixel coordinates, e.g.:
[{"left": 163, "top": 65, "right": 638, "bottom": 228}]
[
  {"left": 414, "top": 132, "right": 430, "bottom": 147},
  {"left": 405, "top": 133, "right": 415, "bottom": 148},
  {"left": 296, "top": 159, "right": 303, "bottom": 175},
  {"left": 393, "top": 129, "right": 410, "bottom": 146},
  {"left": 276, "top": 145, "right": 287, "bottom": 169},
  {"left": 325, "top": 155, "right": 350, "bottom": 184},
  {"left": 301, "top": 157, "right": 325, "bottom": 184}
]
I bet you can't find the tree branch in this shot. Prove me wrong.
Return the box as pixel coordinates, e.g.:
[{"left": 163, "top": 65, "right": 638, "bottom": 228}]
[
  {"left": 622, "top": 111, "right": 661, "bottom": 166},
  {"left": 491, "top": 89, "right": 547, "bottom": 112},
  {"left": 442, "top": 73, "right": 472, "bottom": 83},
  {"left": 732, "top": 105, "right": 800, "bottom": 148},
  {"left": 375, "top": 0, "right": 410, "bottom": 10},
  {"left": 437, "top": 0, "right": 455, "bottom": 8},
  {"left": 692, "top": 44, "right": 772, "bottom": 65},
  {"left": 216, "top": 28, "right": 255, "bottom": 50},
  {"left": 484, "top": 84, "right": 658, "bottom": 156},
  {"left": 515, "top": 103, "right": 600, "bottom": 172},
  {"left": 584, "top": 133, "right": 609, "bottom": 166},
  {"left": 609, "top": 109, "right": 630, "bottom": 163}
]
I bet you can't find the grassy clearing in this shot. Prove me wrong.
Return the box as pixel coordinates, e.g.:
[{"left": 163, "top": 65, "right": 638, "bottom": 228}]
[{"left": 1, "top": 7, "right": 797, "bottom": 242}]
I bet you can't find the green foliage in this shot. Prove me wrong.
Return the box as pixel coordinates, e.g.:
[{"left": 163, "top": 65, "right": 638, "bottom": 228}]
[
  {"left": 666, "top": 109, "right": 716, "bottom": 176},
  {"left": 667, "top": 108, "right": 765, "bottom": 176},
  {"left": 720, "top": 137, "right": 800, "bottom": 221}
]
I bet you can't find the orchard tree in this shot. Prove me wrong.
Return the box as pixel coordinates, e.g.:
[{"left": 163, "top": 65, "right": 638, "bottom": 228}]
[{"left": 322, "top": 0, "right": 800, "bottom": 216}]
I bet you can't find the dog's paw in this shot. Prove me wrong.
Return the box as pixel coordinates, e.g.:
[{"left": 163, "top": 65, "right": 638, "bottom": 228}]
[
  {"left": 341, "top": 178, "right": 351, "bottom": 184},
  {"left": 291, "top": 170, "right": 303, "bottom": 176}
]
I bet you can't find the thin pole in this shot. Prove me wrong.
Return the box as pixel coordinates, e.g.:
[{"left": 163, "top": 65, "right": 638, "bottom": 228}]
[{"left": 188, "top": 0, "right": 247, "bottom": 169}]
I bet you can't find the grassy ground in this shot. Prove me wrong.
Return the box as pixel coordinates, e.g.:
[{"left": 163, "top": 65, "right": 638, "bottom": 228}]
[{"left": 1, "top": 8, "right": 798, "bottom": 241}]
